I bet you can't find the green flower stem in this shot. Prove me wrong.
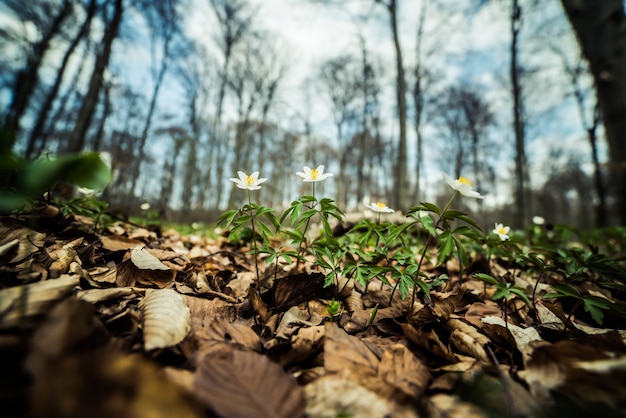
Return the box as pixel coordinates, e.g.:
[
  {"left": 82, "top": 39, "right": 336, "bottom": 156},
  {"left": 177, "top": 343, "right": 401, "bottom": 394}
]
[
  {"left": 295, "top": 182, "right": 316, "bottom": 271},
  {"left": 374, "top": 213, "right": 382, "bottom": 248},
  {"left": 247, "top": 190, "right": 260, "bottom": 288},
  {"left": 393, "top": 191, "right": 459, "bottom": 313}
]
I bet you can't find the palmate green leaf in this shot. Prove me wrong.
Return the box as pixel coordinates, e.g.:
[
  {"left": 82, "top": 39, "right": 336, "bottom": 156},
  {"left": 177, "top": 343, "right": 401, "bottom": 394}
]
[
  {"left": 420, "top": 214, "right": 437, "bottom": 237},
  {"left": 409, "top": 202, "right": 441, "bottom": 216},
  {"left": 452, "top": 234, "right": 469, "bottom": 269},
  {"left": 437, "top": 231, "right": 454, "bottom": 265},
  {"left": 233, "top": 214, "right": 252, "bottom": 225},
  {"left": 256, "top": 220, "right": 274, "bottom": 242},
  {"left": 217, "top": 209, "right": 240, "bottom": 227},
  {"left": 295, "top": 208, "right": 317, "bottom": 230},
  {"left": 387, "top": 221, "right": 415, "bottom": 243},
  {"left": 545, "top": 284, "right": 581, "bottom": 299}
]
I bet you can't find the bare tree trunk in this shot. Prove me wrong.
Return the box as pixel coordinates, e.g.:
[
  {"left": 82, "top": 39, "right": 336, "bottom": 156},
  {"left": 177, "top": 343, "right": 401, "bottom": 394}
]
[
  {"left": 379, "top": 0, "right": 408, "bottom": 210},
  {"left": 511, "top": 0, "right": 529, "bottom": 227},
  {"left": 65, "top": 0, "right": 124, "bottom": 154},
  {"left": 412, "top": 0, "right": 427, "bottom": 203},
  {"left": 5, "top": 0, "right": 73, "bottom": 141},
  {"left": 128, "top": 38, "right": 172, "bottom": 194},
  {"left": 26, "top": 0, "right": 97, "bottom": 158},
  {"left": 561, "top": 0, "right": 626, "bottom": 225}
]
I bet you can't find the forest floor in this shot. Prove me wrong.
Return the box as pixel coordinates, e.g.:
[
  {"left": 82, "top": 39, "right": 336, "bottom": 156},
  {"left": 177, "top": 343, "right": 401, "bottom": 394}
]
[{"left": 1, "top": 203, "right": 626, "bottom": 418}]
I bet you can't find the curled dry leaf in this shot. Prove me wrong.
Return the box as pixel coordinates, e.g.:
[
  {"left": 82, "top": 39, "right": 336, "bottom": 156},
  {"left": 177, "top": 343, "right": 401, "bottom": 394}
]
[
  {"left": 446, "top": 318, "right": 490, "bottom": 362},
  {"left": 139, "top": 289, "right": 191, "bottom": 351}
]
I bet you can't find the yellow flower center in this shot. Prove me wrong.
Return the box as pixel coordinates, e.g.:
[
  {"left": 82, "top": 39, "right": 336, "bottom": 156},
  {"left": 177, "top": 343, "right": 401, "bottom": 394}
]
[
  {"left": 245, "top": 175, "right": 255, "bottom": 185},
  {"left": 497, "top": 227, "right": 506, "bottom": 234},
  {"left": 458, "top": 176, "right": 472, "bottom": 187},
  {"left": 309, "top": 169, "right": 319, "bottom": 180},
  {"left": 375, "top": 202, "right": 386, "bottom": 209}
]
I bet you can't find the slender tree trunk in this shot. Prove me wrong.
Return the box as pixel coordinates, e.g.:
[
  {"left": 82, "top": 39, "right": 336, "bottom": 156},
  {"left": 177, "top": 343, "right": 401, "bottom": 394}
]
[
  {"left": 561, "top": 0, "right": 626, "bottom": 225},
  {"left": 511, "top": 0, "right": 529, "bottom": 227},
  {"left": 587, "top": 107, "right": 607, "bottom": 227},
  {"left": 5, "top": 0, "right": 73, "bottom": 141},
  {"left": 65, "top": 0, "right": 124, "bottom": 154},
  {"left": 26, "top": 0, "right": 97, "bottom": 158},
  {"left": 382, "top": 0, "right": 408, "bottom": 210},
  {"left": 412, "top": 0, "right": 427, "bottom": 203},
  {"left": 128, "top": 37, "right": 172, "bottom": 194}
]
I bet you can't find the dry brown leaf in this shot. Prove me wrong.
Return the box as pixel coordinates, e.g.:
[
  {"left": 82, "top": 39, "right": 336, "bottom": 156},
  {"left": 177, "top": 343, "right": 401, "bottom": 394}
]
[
  {"left": 519, "top": 340, "right": 626, "bottom": 407},
  {"left": 100, "top": 235, "right": 143, "bottom": 252},
  {"left": 193, "top": 315, "right": 262, "bottom": 360},
  {"left": 399, "top": 322, "right": 458, "bottom": 363},
  {"left": 481, "top": 316, "right": 542, "bottom": 353},
  {"left": 131, "top": 245, "right": 170, "bottom": 270},
  {"left": 0, "top": 274, "right": 79, "bottom": 328},
  {"left": 182, "top": 294, "right": 234, "bottom": 332},
  {"left": 75, "top": 287, "right": 136, "bottom": 304},
  {"left": 446, "top": 318, "right": 490, "bottom": 362},
  {"left": 194, "top": 349, "right": 305, "bottom": 418},
  {"left": 344, "top": 288, "right": 363, "bottom": 313},
  {"left": 139, "top": 289, "right": 191, "bottom": 351},
  {"left": 87, "top": 263, "right": 117, "bottom": 284},
  {"left": 303, "top": 373, "right": 419, "bottom": 418},
  {"left": 273, "top": 271, "right": 331, "bottom": 310},
  {"left": 324, "top": 321, "right": 379, "bottom": 374},
  {"left": 276, "top": 305, "right": 316, "bottom": 339},
  {"left": 378, "top": 343, "right": 431, "bottom": 399}
]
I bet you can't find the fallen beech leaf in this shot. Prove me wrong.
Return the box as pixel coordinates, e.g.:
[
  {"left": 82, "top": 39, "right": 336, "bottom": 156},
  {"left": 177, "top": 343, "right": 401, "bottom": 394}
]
[
  {"left": 324, "top": 322, "right": 379, "bottom": 374},
  {"left": 481, "top": 316, "right": 542, "bottom": 352},
  {"left": 139, "top": 289, "right": 191, "bottom": 351},
  {"left": 276, "top": 305, "right": 316, "bottom": 339},
  {"left": 131, "top": 245, "right": 170, "bottom": 270},
  {"left": 446, "top": 318, "right": 490, "bottom": 362},
  {"left": 273, "top": 271, "right": 332, "bottom": 310},
  {"left": 100, "top": 235, "right": 144, "bottom": 252},
  {"left": 76, "top": 287, "right": 135, "bottom": 304},
  {"left": 194, "top": 349, "right": 305, "bottom": 418},
  {"left": 0, "top": 274, "right": 79, "bottom": 328},
  {"left": 378, "top": 344, "right": 431, "bottom": 398},
  {"left": 304, "top": 373, "right": 419, "bottom": 418}
]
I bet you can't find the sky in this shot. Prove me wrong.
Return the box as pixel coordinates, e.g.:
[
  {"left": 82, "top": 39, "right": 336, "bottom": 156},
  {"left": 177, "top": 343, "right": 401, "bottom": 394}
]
[{"left": 1, "top": 0, "right": 602, "bottom": 209}]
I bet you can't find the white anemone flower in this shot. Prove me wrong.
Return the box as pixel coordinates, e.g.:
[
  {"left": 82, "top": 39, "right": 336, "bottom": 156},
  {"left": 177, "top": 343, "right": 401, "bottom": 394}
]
[
  {"left": 493, "top": 223, "right": 511, "bottom": 241},
  {"left": 443, "top": 174, "right": 484, "bottom": 199},
  {"left": 296, "top": 165, "right": 333, "bottom": 182},
  {"left": 367, "top": 202, "right": 395, "bottom": 214},
  {"left": 229, "top": 171, "right": 267, "bottom": 190},
  {"left": 532, "top": 216, "right": 545, "bottom": 225}
]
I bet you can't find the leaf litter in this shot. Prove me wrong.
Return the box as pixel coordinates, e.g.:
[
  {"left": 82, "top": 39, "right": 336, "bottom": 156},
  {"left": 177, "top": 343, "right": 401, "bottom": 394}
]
[{"left": 1, "top": 205, "right": 626, "bottom": 417}]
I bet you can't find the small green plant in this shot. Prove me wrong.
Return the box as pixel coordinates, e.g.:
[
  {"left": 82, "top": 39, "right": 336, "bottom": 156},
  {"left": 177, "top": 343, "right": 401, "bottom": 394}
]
[
  {"left": 326, "top": 298, "right": 342, "bottom": 320},
  {"left": 280, "top": 165, "right": 344, "bottom": 271},
  {"left": 218, "top": 171, "right": 279, "bottom": 288},
  {"left": 216, "top": 167, "right": 626, "bottom": 325},
  {"left": 400, "top": 174, "right": 484, "bottom": 309}
]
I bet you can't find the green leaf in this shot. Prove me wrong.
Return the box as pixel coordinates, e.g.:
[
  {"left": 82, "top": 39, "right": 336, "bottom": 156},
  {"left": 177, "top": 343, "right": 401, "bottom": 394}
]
[
  {"left": 437, "top": 231, "right": 454, "bottom": 265},
  {"left": 492, "top": 287, "right": 509, "bottom": 301},
  {"left": 510, "top": 287, "right": 532, "bottom": 306},
  {"left": 474, "top": 273, "right": 499, "bottom": 285},
  {"left": 420, "top": 214, "right": 437, "bottom": 237}
]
